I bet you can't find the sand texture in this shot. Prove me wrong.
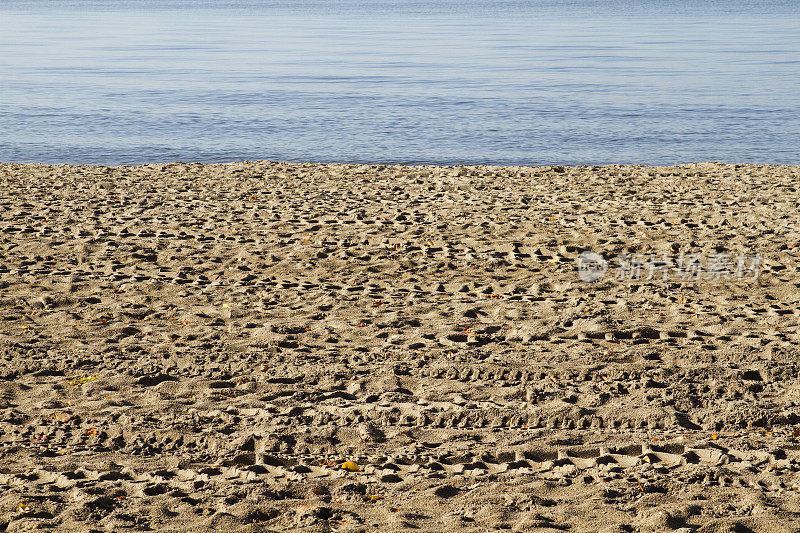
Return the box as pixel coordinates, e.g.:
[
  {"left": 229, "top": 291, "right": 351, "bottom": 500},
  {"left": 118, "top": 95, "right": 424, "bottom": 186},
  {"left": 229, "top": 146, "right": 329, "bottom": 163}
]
[{"left": 2, "top": 161, "right": 800, "bottom": 532}]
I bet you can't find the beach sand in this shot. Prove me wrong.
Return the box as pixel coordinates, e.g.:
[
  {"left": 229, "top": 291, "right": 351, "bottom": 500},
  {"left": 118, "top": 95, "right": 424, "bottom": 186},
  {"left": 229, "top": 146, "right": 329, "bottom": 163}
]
[{"left": 1, "top": 161, "right": 800, "bottom": 531}]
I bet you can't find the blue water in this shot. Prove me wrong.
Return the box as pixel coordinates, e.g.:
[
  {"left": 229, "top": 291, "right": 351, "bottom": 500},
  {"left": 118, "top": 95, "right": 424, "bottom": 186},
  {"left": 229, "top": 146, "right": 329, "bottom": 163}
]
[{"left": 1, "top": 0, "right": 798, "bottom": 166}]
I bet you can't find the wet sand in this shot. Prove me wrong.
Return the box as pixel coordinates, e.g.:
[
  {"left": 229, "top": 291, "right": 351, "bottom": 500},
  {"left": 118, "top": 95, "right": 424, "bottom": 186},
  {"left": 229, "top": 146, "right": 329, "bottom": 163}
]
[{"left": 1, "top": 161, "right": 800, "bottom": 532}]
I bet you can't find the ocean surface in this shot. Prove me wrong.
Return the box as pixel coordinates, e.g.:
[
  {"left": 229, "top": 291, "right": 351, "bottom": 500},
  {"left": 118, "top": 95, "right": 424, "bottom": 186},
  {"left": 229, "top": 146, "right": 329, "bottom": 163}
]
[{"left": 1, "top": 0, "right": 799, "bottom": 166}]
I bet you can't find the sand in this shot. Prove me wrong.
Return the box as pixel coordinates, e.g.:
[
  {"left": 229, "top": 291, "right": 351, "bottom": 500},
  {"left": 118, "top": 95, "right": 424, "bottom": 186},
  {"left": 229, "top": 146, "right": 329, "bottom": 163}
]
[{"left": 1, "top": 160, "right": 800, "bottom": 532}]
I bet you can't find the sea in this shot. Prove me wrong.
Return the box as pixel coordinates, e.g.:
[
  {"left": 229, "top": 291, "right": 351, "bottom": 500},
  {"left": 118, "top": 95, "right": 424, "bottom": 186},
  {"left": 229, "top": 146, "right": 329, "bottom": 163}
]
[{"left": 1, "top": 0, "right": 798, "bottom": 166}]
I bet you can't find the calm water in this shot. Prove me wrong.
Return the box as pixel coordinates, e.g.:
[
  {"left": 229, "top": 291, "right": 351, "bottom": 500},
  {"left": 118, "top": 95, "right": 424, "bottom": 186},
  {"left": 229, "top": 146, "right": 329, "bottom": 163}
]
[{"left": 1, "top": 0, "right": 798, "bottom": 166}]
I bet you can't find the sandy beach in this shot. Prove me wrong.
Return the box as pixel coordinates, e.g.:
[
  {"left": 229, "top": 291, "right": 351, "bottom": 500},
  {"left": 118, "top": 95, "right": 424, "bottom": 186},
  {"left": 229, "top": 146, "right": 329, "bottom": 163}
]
[{"left": 2, "top": 160, "right": 800, "bottom": 532}]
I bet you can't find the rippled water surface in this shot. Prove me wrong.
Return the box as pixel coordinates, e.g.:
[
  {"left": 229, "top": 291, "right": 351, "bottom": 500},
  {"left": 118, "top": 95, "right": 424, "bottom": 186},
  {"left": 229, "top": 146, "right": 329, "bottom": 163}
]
[{"left": 1, "top": 0, "right": 798, "bottom": 165}]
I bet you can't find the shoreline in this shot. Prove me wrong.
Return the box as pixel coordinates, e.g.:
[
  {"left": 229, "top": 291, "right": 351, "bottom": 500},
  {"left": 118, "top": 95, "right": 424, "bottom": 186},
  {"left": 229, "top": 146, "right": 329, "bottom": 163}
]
[
  {"left": 4, "top": 159, "right": 800, "bottom": 169},
  {"left": 2, "top": 161, "right": 800, "bottom": 531}
]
